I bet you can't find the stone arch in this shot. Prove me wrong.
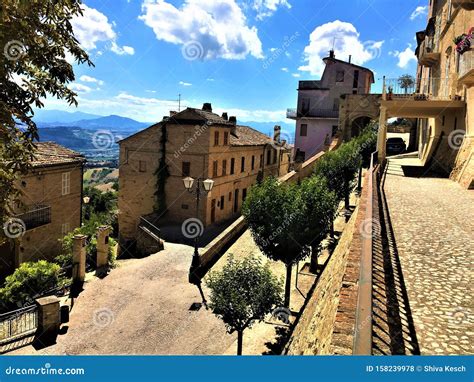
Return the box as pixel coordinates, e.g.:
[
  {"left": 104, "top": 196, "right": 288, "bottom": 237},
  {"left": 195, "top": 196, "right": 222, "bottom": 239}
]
[{"left": 351, "top": 116, "right": 374, "bottom": 137}]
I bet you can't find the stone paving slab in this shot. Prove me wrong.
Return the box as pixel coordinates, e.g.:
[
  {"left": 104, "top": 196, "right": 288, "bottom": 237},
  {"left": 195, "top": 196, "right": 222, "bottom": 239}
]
[{"left": 384, "top": 169, "right": 474, "bottom": 355}]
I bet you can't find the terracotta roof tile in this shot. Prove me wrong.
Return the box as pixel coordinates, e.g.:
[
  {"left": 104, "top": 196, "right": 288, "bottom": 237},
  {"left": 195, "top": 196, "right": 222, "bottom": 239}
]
[
  {"left": 231, "top": 125, "right": 290, "bottom": 149},
  {"left": 32, "top": 142, "right": 85, "bottom": 167}
]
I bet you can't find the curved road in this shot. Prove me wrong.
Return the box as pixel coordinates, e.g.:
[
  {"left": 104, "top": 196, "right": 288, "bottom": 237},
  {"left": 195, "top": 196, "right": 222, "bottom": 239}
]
[{"left": 16, "top": 243, "right": 235, "bottom": 355}]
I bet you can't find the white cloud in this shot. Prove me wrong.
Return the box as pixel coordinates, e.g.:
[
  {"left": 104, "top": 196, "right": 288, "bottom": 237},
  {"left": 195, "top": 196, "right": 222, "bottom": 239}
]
[
  {"left": 179, "top": 81, "right": 192, "bottom": 86},
  {"left": 281, "top": 67, "right": 289, "bottom": 72},
  {"left": 390, "top": 45, "right": 417, "bottom": 68},
  {"left": 139, "top": 0, "right": 263, "bottom": 60},
  {"left": 79, "top": 75, "right": 104, "bottom": 86},
  {"left": 253, "top": 0, "right": 291, "bottom": 20},
  {"left": 292, "top": 73, "right": 300, "bottom": 77},
  {"left": 206, "top": 78, "right": 215, "bottom": 81},
  {"left": 71, "top": 4, "right": 135, "bottom": 56},
  {"left": 298, "top": 20, "right": 384, "bottom": 77},
  {"left": 410, "top": 6, "right": 428, "bottom": 21},
  {"left": 42, "top": 93, "right": 287, "bottom": 123},
  {"left": 69, "top": 83, "right": 93, "bottom": 93},
  {"left": 110, "top": 42, "right": 135, "bottom": 55}
]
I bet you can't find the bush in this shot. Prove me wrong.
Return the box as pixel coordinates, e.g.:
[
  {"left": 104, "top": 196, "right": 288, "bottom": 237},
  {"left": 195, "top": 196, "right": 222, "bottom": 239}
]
[
  {"left": 354, "top": 123, "right": 378, "bottom": 167},
  {"left": 0, "top": 261, "right": 67, "bottom": 310}
]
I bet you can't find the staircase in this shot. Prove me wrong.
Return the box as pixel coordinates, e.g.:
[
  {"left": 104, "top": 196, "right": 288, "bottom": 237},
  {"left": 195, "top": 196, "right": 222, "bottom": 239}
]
[{"left": 137, "top": 215, "right": 164, "bottom": 256}]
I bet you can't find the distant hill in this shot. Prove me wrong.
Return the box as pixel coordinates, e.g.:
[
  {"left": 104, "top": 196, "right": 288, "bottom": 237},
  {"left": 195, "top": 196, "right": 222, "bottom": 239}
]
[
  {"left": 72, "top": 115, "right": 150, "bottom": 131},
  {"left": 33, "top": 109, "right": 101, "bottom": 123}
]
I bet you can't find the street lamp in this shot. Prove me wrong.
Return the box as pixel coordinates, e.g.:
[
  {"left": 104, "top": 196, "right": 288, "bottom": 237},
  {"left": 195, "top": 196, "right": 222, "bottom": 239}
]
[{"left": 182, "top": 177, "right": 214, "bottom": 287}]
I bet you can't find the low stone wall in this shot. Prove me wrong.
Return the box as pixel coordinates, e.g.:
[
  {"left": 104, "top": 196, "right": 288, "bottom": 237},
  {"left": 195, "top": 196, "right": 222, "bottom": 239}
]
[
  {"left": 286, "top": 198, "right": 360, "bottom": 354},
  {"left": 194, "top": 216, "right": 247, "bottom": 279}
]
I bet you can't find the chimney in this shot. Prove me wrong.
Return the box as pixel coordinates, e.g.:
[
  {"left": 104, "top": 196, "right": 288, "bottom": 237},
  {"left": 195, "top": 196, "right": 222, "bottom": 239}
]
[
  {"left": 170, "top": 111, "right": 177, "bottom": 117},
  {"left": 202, "top": 102, "right": 212, "bottom": 112},
  {"left": 348, "top": 55, "right": 352, "bottom": 64},
  {"left": 229, "top": 116, "right": 237, "bottom": 135},
  {"left": 273, "top": 125, "right": 281, "bottom": 143},
  {"left": 222, "top": 112, "right": 228, "bottom": 120},
  {"left": 329, "top": 49, "right": 335, "bottom": 59}
]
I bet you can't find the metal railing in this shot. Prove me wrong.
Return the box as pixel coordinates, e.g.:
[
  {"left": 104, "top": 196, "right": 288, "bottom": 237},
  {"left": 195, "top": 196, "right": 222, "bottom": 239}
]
[
  {"left": 15, "top": 205, "right": 51, "bottom": 230},
  {"left": 0, "top": 305, "right": 38, "bottom": 344},
  {"left": 382, "top": 76, "right": 461, "bottom": 101}
]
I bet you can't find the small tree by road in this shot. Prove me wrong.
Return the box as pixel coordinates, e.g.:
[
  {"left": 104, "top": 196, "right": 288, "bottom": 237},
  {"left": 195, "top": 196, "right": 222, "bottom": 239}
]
[
  {"left": 242, "top": 177, "right": 309, "bottom": 308},
  {"left": 206, "top": 256, "right": 282, "bottom": 355},
  {"left": 299, "top": 176, "right": 338, "bottom": 273}
]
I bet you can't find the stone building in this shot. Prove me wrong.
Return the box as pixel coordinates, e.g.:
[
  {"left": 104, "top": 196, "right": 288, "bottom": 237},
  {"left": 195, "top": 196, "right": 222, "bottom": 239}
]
[
  {"left": 0, "top": 142, "right": 85, "bottom": 278},
  {"left": 118, "top": 103, "right": 292, "bottom": 251},
  {"left": 378, "top": 0, "right": 473, "bottom": 188},
  {"left": 339, "top": 94, "right": 382, "bottom": 141},
  {"left": 287, "top": 50, "right": 374, "bottom": 160}
]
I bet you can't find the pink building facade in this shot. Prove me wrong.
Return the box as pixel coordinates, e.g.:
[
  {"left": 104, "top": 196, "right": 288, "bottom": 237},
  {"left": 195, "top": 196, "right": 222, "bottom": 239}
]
[{"left": 288, "top": 51, "right": 374, "bottom": 160}]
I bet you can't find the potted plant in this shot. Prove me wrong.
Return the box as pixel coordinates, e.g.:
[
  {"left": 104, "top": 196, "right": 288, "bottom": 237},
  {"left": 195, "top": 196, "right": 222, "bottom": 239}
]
[{"left": 454, "top": 31, "right": 472, "bottom": 55}]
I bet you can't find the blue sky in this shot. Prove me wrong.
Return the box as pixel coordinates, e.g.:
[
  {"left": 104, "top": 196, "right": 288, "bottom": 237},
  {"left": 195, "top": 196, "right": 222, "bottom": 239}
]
[{"left": 43, "top": 0, "right": 430, "bottom": 123}]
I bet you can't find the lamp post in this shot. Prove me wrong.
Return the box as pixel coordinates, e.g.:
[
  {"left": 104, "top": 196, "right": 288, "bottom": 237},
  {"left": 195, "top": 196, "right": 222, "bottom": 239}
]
[{"left": 182, "top": 176, "right": 214, "bottom": 287}]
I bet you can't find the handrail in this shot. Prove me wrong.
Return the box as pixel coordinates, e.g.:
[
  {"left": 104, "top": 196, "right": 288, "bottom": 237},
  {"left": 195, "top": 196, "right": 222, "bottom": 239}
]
[{"left": 353, "top": 150, "right": 378, "bottom": 354}]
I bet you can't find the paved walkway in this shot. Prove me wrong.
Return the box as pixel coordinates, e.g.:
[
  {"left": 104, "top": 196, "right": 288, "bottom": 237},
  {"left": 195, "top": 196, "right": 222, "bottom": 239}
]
[
  {"left": 383, "top": 163, "right": 474, "bottom": 355},
  {"left": 11, "top": 243, "right": 236, "bottom": 355}
]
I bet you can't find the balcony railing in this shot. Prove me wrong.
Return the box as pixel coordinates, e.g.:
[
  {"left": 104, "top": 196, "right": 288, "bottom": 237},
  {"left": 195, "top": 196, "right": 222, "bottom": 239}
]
[
  {"left": 286, "top": 108, "right": 339, "bottom": 119},
  {"left": 382, "top": 77, "right": 463, "bottom": 102},
  {"left": 418, "top": 37, "right": 440, "bottom": 67},
  {"left": 15, "top": 205, "right": 51, "bottom": 231},
  {"left": 459, "top": 49, "right": 474, "bottom": 85}
]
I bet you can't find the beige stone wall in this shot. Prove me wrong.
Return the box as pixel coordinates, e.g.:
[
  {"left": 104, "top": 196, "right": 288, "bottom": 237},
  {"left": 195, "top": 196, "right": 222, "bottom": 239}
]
[
  {"left": 339, "top": 94, "right": 381, "bottom": 141},
  {"left": 16, "top": 164, "right": 83, "bottom": 263},
  {"left": 416, "top": 3, "right": 473, "bottom": 185},
  {"left": 118, "top": 124, "right": 162, "bottom": 241}
]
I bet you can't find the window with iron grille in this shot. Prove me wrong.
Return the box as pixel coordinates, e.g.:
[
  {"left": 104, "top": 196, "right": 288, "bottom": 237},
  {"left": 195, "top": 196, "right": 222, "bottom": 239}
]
[
  {"left": 223, "top": 132, "right": 229, "bottom": 145},
  {"left": 213, "top": 161, "right": 218, "bottom": 177},
  {"left": 214, "top": 131, "right": 219, "bottom": 146},
  {"left": 16, "top": 205, "right": 51, "bottom": 230}
]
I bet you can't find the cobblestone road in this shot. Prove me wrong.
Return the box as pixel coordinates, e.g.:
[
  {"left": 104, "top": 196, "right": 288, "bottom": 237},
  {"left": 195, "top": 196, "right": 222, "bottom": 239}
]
[{"left": 384, "top": 170, "right": 474, "bottom": 355}]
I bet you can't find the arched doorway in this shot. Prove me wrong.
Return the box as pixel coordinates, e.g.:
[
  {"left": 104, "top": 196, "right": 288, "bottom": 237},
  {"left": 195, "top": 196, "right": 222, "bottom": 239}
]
[{"left": 351, "top": 116, "right": 372, "bottom": 138}]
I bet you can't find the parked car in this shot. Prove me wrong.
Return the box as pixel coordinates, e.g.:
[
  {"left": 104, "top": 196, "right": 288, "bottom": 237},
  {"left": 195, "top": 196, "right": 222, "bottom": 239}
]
[{"left": 386, "top": 137, "right": 406, "bottom": 155}]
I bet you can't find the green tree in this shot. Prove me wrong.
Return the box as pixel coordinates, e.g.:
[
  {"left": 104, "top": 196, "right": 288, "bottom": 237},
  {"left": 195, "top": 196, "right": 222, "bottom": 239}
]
[
  {"left": 242, "top": 177, "right": 309, "bottom": 307},
  {"left": 0, "top": 260, "right": 67, "bottom": 310},
  {"left": 398, "top": 74, "right": 415, "bottom": 94},
  {"left": 299, "top": 176, "right": 338, "bottom": 273},
  {"left": 0, "top": 0, "right": 92, "bottom": 223},
  {"left": 206, "top": 256, "right": 282, "bottom": 355}
]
